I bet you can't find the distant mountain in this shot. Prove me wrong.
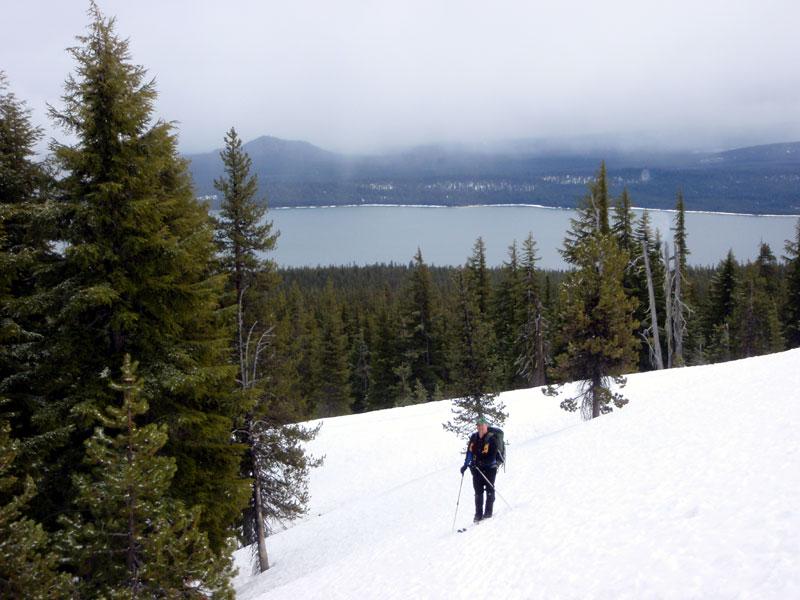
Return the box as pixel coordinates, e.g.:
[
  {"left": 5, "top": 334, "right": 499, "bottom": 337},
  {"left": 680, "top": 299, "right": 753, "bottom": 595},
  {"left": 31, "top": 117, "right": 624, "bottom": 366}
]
[{"left": 185, "top": 137, "right": 800, "bottom": 214}]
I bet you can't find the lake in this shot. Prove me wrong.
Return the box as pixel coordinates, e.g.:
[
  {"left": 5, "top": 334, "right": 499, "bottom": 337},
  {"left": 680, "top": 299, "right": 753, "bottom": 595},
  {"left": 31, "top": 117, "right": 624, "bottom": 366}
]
[{"left": 262, "top": 205, "right": 799, "bottom": 270}]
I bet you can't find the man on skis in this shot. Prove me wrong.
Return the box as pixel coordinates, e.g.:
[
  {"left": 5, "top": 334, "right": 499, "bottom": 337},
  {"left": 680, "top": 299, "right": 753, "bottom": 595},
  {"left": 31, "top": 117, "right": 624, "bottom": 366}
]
[{"left": 460, "top": 417, "right": 499, "bottom": 522}]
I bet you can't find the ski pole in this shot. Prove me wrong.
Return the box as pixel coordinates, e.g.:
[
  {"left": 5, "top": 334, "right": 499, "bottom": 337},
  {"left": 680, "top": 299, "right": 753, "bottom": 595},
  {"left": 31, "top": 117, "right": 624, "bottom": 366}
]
[
  {"left": 476, "top": 467, "right": 513, "bottom": 511},
  {"left": 452, "top": 471, "right": 465, "bottom": 531}
]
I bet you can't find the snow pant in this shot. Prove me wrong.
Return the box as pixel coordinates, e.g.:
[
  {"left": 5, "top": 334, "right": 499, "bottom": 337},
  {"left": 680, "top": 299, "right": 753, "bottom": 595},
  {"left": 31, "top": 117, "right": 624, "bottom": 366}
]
[{"left": 470, "top": 466, "right": 497, "bottom": 519}]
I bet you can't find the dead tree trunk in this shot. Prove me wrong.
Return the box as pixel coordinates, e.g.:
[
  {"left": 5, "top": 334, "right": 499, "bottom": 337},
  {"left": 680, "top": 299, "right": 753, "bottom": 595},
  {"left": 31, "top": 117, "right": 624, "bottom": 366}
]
[
  {"left": 672, "top": 241, "right": 685, "bottom": 365},
  {"left": 642, "top": 237, "right": 664, "bottom": 369},
  {"left": 663, "top": 242, "right": 674, "bottom": 368}
]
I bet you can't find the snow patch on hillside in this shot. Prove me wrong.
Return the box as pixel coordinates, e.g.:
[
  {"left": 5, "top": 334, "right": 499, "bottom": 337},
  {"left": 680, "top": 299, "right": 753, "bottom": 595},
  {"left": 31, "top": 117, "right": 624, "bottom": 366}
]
[{"left": 234, "top": 350, "right": 800, "bottom": 599}]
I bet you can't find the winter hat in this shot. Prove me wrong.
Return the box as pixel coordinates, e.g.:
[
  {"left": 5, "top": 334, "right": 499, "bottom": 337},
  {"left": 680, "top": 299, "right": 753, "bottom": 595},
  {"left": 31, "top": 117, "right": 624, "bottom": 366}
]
[{"left": 476, "top": 417, "right": 488, "bottom": 425}]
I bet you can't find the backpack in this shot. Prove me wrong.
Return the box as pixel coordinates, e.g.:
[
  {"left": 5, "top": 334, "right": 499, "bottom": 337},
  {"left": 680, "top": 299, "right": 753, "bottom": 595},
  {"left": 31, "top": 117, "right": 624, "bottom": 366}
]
[{"left": 486, "top": 426, "right": 506, "bottom": 466}]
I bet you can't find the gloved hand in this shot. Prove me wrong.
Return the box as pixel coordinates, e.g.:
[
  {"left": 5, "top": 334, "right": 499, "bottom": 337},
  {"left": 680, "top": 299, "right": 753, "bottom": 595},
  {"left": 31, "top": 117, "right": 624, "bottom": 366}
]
[{"left": 460, "top": 465, "right": 467, "bottom": 475}]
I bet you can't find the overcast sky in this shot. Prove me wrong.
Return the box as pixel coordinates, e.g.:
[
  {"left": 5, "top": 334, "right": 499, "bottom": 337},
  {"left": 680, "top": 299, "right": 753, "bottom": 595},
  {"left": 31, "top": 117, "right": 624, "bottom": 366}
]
[{"left": 3, "top": 0, "right": 800, "bottom": 155}]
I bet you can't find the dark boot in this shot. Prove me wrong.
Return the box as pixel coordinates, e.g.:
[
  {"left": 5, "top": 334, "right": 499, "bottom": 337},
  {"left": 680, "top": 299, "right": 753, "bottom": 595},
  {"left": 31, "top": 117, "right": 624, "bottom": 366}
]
[
  {"left": 474, "top": 495, "right": 483, "bottom": 522},
  {"left": 484, "top": 497, "right": 494, "bottom": 519}
]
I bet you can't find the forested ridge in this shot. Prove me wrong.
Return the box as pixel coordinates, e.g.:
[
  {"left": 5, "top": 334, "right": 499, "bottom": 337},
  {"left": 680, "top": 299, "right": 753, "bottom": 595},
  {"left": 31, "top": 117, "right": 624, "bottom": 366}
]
[
  {"left": 276, "top": 202, "right": 797, "bottom": 419},
  {"left": 2, "top": 4, "right": 800, "bottom": 598}
]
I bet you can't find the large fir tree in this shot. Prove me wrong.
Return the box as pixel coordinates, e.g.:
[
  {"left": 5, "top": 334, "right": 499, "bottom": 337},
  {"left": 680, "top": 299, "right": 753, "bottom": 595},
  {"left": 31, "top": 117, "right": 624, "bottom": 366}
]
[{"left": 33, "top": 4, "right": 248, "bottom": 551}]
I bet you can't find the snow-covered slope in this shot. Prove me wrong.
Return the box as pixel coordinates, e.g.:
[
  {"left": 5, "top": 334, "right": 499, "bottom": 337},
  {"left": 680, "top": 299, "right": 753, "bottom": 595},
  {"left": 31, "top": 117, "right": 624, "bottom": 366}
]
[{"left": 234, "top": 350, "right": 800, "bottom": 599}]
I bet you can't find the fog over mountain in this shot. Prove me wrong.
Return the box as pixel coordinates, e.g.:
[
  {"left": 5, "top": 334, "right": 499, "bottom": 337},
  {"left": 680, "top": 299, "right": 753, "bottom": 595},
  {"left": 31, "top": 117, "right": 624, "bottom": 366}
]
[{"left": 187, "top": 136, "right": 800, "bottom": 215}]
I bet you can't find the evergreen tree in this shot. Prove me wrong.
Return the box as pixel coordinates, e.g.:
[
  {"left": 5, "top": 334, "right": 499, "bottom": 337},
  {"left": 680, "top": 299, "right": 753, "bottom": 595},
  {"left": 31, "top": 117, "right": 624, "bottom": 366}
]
[
  {"left": 730, "top": 247, "right": 784, "bottom": 358},
  {"left": 443, "top": 268, "right": 506, "bottom": 439},
  {"left": 0, "top": 420, "right": 73, "bottom": 599},
  {"left": 213, "top": 126, "right": 278, "bottom": 297},
  {"left": 34, "top": 5, "right": 247, "bottom": 551},
  {"left": 349, "top": 326, "right": 372, "bottom": 413},
  {"left": 467, "top": 237, "right": 491, "bottom": 314},
  {"left": 550, "top": 233, "right": 639, "bottom": 419},
  {"left": 782, "top": 219, "right": 800, "bottom": 348},
  {"left": 611, "top": 187, "right": 635, "bottom": 255},
  {"left": 493, "top": 241, "right": 524, "bottom": 388},
  {"left": 282, "top": 282, "right": 319, "bottom": 418},
  {"left": 514, "top": 234, "right": 547, "bottom": 387},
  {"left": 367, "top": 284, "right": 400, "bottom": 411},
  {"left": 58, "top": 356, "right": 235, "bottom": 599},
  {"left": 672, "top": 190, "right": 690, "bottom": 276},
  {"left": 562, "top": 161, "right": 611, "bottom": 264},
  {"left": 312, "top": 281, "right": 353, "bottom": 416},
  {"left": 400, "top": 248, "right": 443, "bottom": 393},
  {"left": 702, "top": 250, "right": 739, "bottom": 362},
  {"left": 0, "top": 73, "right": 56, "bottom": 448},
  {"left": 211, "top": 126, "right": 317, "bottom": 574}
]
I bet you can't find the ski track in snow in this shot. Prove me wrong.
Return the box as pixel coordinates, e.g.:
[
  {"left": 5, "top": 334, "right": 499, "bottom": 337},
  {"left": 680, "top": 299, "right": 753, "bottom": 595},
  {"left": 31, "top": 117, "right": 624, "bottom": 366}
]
[{"left": 234, "top": 349, "right": 800, "bottom": 599}]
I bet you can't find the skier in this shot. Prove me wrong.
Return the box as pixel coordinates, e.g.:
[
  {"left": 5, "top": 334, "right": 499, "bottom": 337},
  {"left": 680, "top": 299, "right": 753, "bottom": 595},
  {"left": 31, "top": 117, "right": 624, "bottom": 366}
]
[{"left": 459, "top": 417, "right": 499, "bottom": 522}]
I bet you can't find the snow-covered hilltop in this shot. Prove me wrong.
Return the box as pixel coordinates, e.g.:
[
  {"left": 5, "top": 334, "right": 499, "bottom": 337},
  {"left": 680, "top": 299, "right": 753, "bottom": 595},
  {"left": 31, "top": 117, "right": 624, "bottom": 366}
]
[{"left": 234, "top": 349, "right": 800, "bottom": 599}]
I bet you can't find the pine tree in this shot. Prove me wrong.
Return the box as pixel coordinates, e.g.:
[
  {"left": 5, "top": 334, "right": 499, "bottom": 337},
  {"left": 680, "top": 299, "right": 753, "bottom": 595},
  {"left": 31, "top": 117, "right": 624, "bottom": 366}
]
[
  {"left": 213, "top": 126, "right": 278, "bottom": 297},
  {"left": 349, "top": 326, "right": 372, "bottom": 413},
  {"left": 702, "top": 250, "right": 739, "bottom": 362},
  {"left": 730, "top": 246, "right": 784, "bottom": 358},
  {"left": 550, "top": 233, "right": 639, "bottom": 419},
  {"left": 672, "top": 190, "right": 690, "bottom": 276},
  {"left": 400, "top": 248, "right": 443, "bottom": 393},
  {"left": 284, "top": 281, "right": 318, "bottom": 417},
  {"left": 0, "top": 420, "right": 73, "bottom": 599},
  {"left": 493, "top": 240, "right": 524, "bottom": 388},
  {"left": 611, "top": 187, "right": 635, "bottom": 255},
  {"left": 562, "top": 161, "right": 611, "bottom": 264},
  {"left": 212, "top": 127, "right": 321, "bottom": 573},
  {"left": 312, "top": 281, "right": 353, "bottom": 416},
  {"left": 0, "top": 73, "right": 56, "bottom": 449},
  {"left": 58, "top": 355, "right": 235, "bottom": 599},
  {"left": 367, "top": 284, "right": 400, "bottom": 411},
  {"left": 514, "top": 234, "right": 547, "bottom": 387},
  {"left": 34, "top": 4, "right": 248, "bottom": 552},
  {"left": 467, "top": 237, "right": 491, "bottom": 314},
  {"left": 443, "top": 268, "right": 506, "bottom": 439},
  {"left": 782, "top": 219, "right": 800, "bottom": 348}
]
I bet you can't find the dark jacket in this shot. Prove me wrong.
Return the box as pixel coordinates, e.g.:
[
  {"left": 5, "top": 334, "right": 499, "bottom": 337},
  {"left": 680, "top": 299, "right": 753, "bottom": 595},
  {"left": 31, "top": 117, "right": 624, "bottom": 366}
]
[{"left": 463, "top": 431, "right": 498, "bottom": 470}]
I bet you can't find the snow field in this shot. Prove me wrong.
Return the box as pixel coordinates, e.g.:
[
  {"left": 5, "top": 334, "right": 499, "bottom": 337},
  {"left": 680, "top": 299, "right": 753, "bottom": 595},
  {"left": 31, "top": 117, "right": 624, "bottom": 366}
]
[{"left": 234, "top": 349, "right": 800, "bottom": 599}]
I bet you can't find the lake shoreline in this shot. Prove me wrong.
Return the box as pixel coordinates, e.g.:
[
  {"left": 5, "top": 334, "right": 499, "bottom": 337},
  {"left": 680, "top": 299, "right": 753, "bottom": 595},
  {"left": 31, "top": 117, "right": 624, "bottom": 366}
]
[{"left": 265, "top": 202, "right": 800, "bottom": 219}]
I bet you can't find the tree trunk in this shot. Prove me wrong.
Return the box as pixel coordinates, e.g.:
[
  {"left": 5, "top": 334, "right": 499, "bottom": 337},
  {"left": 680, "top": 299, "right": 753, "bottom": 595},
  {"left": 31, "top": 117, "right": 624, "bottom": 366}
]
[
  {"left": 591, "top": 375, "right": 602, "bottom": 419},
  {"left": 532, "top": 301, "right": 546, "bottom": 387},
  {"left": 672, "top": 241, "right": 684, "bottom": 365},
  {"left": 642, "top": 237, "right": 664, "bottom": 369},
  {"left": 249, "top": 426, "right": 270, "bottom": 572}
]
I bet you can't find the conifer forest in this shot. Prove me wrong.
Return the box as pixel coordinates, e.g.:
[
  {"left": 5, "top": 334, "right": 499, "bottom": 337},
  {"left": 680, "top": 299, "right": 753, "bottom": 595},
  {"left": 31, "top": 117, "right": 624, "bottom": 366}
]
[{"left": 2, "top": 5, "right": 800, "bottom": 598}]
